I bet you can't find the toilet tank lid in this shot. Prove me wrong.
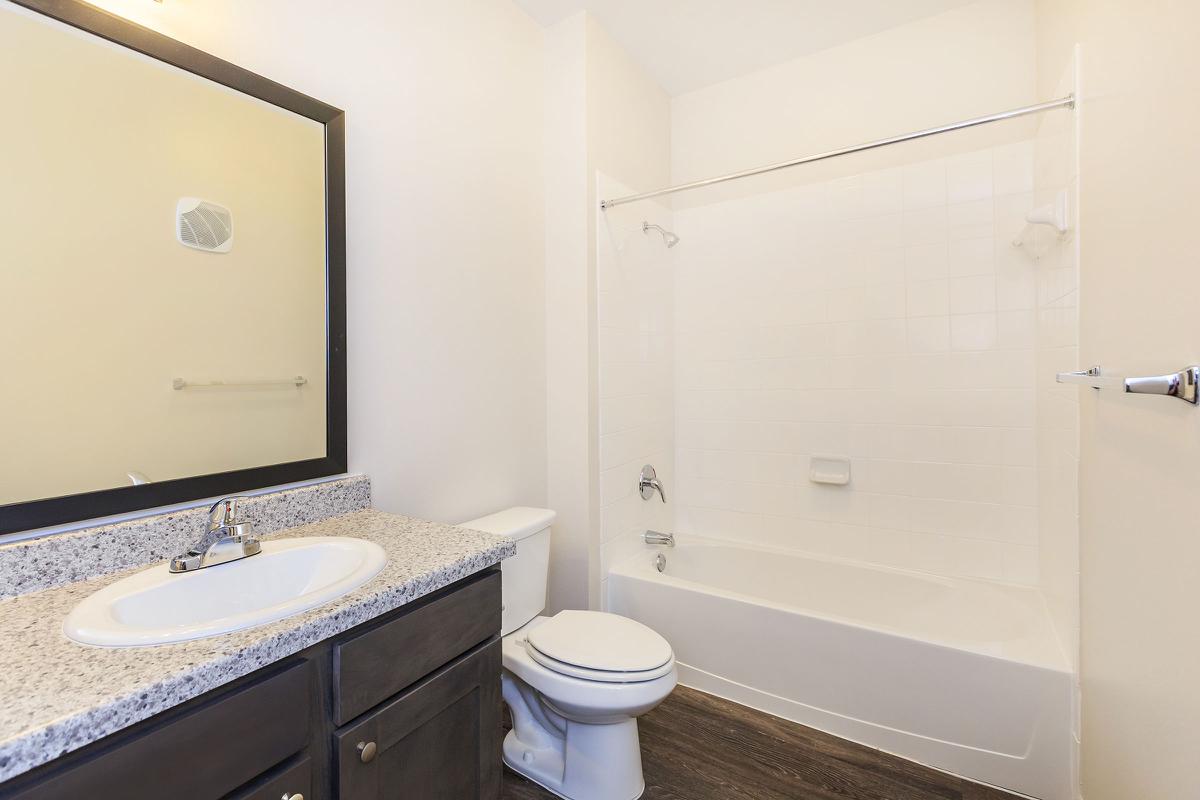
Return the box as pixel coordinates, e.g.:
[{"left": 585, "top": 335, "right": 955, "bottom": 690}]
[{"left": 457, "top": 507, "right": 556, "bottom": 541}]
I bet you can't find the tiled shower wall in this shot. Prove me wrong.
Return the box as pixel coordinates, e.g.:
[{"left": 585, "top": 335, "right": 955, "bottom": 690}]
[
  {"left": 672, "top": 142, "right": 1043, "bottom": 584},
  {"left": 596, "top": 174, "right": 673, "bottom": 606}
]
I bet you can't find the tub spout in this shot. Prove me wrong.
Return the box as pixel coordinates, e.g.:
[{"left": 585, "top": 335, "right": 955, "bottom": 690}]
[{"left": 644, "top": 530, "right": 675, "bottom": 547}]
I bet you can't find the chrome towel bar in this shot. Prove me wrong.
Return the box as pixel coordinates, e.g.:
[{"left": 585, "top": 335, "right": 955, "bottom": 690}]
[
  {"left": 1056, "top": 365, "right": 1200, "bottom": 405},
  {"left": 172, "top": 376, "right": 308, "bottom": 390}
]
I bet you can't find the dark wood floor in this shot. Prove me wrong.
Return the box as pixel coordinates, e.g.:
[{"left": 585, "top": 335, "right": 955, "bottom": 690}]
[{"left": 501, "top": 686, "right": 1019, "bottom": 800}]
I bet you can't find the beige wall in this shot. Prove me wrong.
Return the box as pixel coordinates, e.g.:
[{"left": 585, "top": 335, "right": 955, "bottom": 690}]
[
  {"left": 670, "top": 0, "right": 1039, "bottom": 208},
  {"left": 0, "top": 4, "right": 326, "bottom": 504},
  {"left": 73, "top": 0, "right": 549, "bottom": 526},
  {"left": 1036, "top": 1, "right": 1200, "bottom": 797}
]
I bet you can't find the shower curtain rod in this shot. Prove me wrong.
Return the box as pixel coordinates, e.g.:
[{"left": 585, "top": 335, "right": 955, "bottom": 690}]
[{"left": 599, "top": 95, "right": 1075, "bottom": 209}]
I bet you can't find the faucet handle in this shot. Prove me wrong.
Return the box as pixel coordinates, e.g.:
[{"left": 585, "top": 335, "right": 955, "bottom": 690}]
[
  {"left": 208, "top": 496, "right": 249, "bottom": 533},
  {"left": 638, "top": 465, "right": 666, "bottom": 503}
]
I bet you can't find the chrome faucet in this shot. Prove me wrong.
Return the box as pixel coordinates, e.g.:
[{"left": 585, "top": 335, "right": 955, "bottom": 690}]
[
  {"left": 638, "top": 464, "right": 666, "bottom": 503},
  {"left": 169, "top": 496, "right": 262, "bottom": 573},
  {"left": 644, "top": 530, "right": 675, "bottom": 547}
]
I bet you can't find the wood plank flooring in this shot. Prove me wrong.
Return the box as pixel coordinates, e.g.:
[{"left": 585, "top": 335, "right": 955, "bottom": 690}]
[{"left": 501, "top": 686, "right": 1020, "bottom": 800}]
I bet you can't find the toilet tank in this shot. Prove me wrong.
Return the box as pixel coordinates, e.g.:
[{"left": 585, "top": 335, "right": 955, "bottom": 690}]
[{"left": 458, "top": 507, "right": 555, "bottom": 635}]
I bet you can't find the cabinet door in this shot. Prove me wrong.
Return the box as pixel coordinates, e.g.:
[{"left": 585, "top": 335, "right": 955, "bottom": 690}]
[{"left": 336, "top": 640, "right": 500, "bottom": 800}]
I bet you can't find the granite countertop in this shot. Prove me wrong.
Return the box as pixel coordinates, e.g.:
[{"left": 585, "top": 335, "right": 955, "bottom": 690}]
[{"left": 0, "top": 509, "right": 514, "bottom": 783}]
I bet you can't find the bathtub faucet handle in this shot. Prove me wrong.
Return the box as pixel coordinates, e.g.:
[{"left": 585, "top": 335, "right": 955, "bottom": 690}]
[{"left": 639, "top": 464, "right": 666, "bottom": 503}]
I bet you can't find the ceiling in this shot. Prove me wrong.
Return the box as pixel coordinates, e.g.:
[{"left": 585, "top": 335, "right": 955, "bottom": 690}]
[{"left": 513, "top": 0, "right": 981, "bottom": 95}]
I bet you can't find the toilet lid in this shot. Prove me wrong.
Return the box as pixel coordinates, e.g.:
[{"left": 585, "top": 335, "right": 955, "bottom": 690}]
[{"left": 524, "top": 610, "right": 673, "bottom": 674}]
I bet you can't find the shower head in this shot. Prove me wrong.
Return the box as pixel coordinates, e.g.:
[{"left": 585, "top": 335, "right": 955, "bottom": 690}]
[{"left": 642, "top": 221, "right": 679, "bottom": 248}]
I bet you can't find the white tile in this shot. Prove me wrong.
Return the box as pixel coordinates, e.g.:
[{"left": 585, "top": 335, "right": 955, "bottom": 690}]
[
  {"left": 862, "top": 169, "right": 904, "bottom": 216},
  {"left": 827, "top": 176, "right": 864, "bottom": 221},
  {"left": 948, "top": 237, "right": 995, "bottom": 277},
  {"left": 863, "top": 282, "right": 906, "bottom": 319},
  {"left": 997, "top": 310, "right": 1036, "bottom": 349},
  {"left": 906, "top": 316, "right": 950, "bottom": 353},
  {"left": 948, "top": 199, "right": 994, "bottom": 241},
  {"left": 993, "top": 141, "right": 1035, "bottom": 196},
  {"left": 903, "top": 208, "right": 948, "bottom": 246},
  {"left": 904, "top": 242, "right": 949, "bottom": 281},
  {"left": 949, "top": 276, "right": 997, "bottom": 314},
  {"left": 951, "top": 313, "right": 998, "bottom": 351},
  {"left": 997, "top": 264, "right": 1037, "bottom": 310},
  {"left": 946, "top": 154, "right": 994, "bottom": 204},
  {"left": 827, "top": 286, "right": 866, "bottom": 322},
  {"left": 902, "top": 160, "right": 947, "bottom": 209},
  {"left": 906, "top": 279, "right": 950, "bottom": 317}
]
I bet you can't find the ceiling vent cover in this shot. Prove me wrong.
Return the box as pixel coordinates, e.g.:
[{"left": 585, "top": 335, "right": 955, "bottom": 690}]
[{"left": 176, "top": 198, "right": 233, "bottom": 253}]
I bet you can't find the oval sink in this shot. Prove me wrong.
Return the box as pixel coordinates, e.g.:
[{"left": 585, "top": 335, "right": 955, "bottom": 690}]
[{"left": 64, "top": 537, "right": 387, "bottom": 647}]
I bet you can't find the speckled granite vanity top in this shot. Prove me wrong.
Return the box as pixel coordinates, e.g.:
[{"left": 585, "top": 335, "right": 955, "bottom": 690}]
[{"left": 0, "top": 478, "right": 513, "bottom": 782}]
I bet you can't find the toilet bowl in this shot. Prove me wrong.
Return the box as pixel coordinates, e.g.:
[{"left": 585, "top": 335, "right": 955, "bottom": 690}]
[
  {"left": 457, "top": 508, "right": 676, "bottom": 800},
  {"left": 501, "top": 613, "right": 677, "bottom": 800}
]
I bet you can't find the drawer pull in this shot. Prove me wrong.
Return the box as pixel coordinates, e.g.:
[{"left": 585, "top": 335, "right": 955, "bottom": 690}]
[
  {"left": 357, "top": 740, "right": 377, "bottom": 764},
  {"left": 281, "top": 794, "right": 304, "bottom": 800}
]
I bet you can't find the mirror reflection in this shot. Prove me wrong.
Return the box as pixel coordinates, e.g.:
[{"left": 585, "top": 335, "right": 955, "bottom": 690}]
[{"left": 0, "top": 6, "right": 328, "bottom": 506}]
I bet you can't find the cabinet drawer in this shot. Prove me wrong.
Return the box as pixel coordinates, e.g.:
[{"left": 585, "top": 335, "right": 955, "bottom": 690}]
[
  {"left": 7, "top": 660, "right": 312, "bottom": 800},
  {"left": 335, "top": 640, "right": 501, "bottom": 800},
  {"left": 226, "top": 756, "right": 311, "bottom": 800},
  {"left": 332, "top": 569, "right": 500, "bottom": 724}
]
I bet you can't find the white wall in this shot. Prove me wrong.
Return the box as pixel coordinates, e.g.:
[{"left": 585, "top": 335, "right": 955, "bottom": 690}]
[
  {"left": 543, "top": 13, "right": 593, "bottom": 613},
  {"left": 77, "top": 0, "right": 549, "bottom": 526},
  {"left": 671, "top": 0, "right": 1039, "bottom": 207},
  {"left": 544, "top": 13, "right": 672, "bottom": 611},
  {"left": 1037, "top": 1, "right": 1200, "bottom": 797}
]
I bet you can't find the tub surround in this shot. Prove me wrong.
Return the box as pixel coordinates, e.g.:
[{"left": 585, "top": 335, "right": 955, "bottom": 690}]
[
  {"left": 0, "top": 475, "right": 372, "bottom": 600},
  {"left": 0, "top": 495, "right": 514, "bottom": 783}
]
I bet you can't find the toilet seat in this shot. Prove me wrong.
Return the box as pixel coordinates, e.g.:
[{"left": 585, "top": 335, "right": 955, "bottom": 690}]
[
  {"left": 525, "top": 645, "right": 676, "bottom": 683},
  {"left": 523, "top": 610, "right": 674, "bottom": 683}
]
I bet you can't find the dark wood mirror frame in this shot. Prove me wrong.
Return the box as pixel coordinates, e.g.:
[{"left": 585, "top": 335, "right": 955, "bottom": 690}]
[{"left": 0, "top": 0, "right": 348, "bottom": 536}]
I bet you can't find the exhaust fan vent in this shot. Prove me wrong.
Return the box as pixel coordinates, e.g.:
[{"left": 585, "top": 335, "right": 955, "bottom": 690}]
[{"left": 177, "top": 198, "right": 233, "bottom": 253}]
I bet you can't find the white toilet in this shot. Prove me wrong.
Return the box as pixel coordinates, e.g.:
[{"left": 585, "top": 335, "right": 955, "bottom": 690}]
[{"left": 460, "top": 507, "right": 677, "bottom": 800}]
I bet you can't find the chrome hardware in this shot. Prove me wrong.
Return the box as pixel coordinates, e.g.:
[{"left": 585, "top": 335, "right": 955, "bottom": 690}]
[
  {"left": 644, "top": 530, "right": 675, "bottom": 548},
  {"left": 642, "top": 221, "right": 680, "bottom": 248},
  {"left": 1056, "top": 365, "right": 1200, "bottom": 405},
  {"left": 169, "top": 496, "right": 262, "bottom": 572},
  {"left": 172, "top": 375, "right": 307, "bottom": 390},
  {"left": 638, "top": 465, "right": 666, "bottom": 502},
  {"left": 654, "top": 553, "right": 666, "bottom": 572},
  {"left": 281, "top": 794, "right": 304, "bottom": 800},
  {"left": 357, "top": 740, "right": 377, "bottom": 764},
  {"left": 602, "top": 95, "right": 1074, "bottom": 209}
]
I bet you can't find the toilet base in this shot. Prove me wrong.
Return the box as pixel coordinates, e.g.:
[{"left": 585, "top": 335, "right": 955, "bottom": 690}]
[
  {"left": 503, "top": 669, "right": 647, "bottom": 800},
  {"left": 502, "top": 721, "right": 645, "bottom": 800}
]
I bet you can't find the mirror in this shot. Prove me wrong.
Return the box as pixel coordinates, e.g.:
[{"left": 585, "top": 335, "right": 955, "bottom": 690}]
[{"left": 0, "top": 0, "right": 347, "bottom": 535}]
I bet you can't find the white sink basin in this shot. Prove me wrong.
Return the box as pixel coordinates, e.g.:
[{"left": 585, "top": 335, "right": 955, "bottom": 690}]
[{"left": 64, "top": 537, "right": 387, "bottom": 647}]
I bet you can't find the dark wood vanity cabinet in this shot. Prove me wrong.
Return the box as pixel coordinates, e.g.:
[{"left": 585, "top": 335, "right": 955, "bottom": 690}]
[
  {"left": 336, "top": 640, "right": 501, "bottom": 800},
  {"left": 0, "top": 568, "right": 502, "bottom": 800}
]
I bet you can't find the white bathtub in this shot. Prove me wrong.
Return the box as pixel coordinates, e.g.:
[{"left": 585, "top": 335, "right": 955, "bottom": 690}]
[{"left": 607, "top": 539, "right": 1072, "bottom": 800}]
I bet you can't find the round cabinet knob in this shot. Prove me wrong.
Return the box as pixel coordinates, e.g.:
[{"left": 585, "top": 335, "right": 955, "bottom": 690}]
[
  {"left": 357, "top": 740, "right": 378, "bottom": 764},
  {"left": 280, "top": 794, "right": 304, "bottom": 800}
]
